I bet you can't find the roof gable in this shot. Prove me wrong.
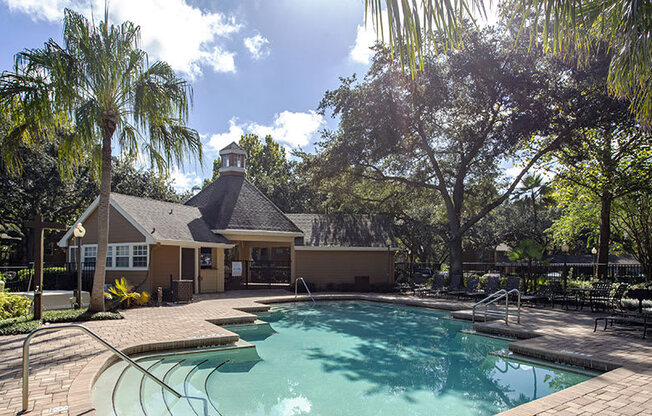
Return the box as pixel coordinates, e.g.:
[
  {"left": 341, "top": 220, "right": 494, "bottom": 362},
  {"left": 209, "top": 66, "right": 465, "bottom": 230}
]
[
  {"left": 287, "top": 213, "right": 396, "bottom": 248},
  {"left": 111, "top": 193, "right": 231, "bottom": 245},
  {"left": 186, "top": 176, "right": 302, "bottom": 233}
]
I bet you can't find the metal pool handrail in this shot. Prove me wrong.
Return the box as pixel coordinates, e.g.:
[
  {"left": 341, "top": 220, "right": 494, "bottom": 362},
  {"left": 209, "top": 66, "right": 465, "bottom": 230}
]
[
  {"left": 472, "top": 289, "right": 521, "bottom": 325},
  {"left": 20, "top": 323, "right": 181, "bottom": 414},
  {"left": 294, "top": 277, "right": 316, "bottom": 304}
]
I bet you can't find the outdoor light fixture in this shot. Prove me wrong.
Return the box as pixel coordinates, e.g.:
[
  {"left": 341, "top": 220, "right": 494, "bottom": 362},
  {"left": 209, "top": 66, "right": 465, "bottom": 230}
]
[
  {"left": 73, "top": 223, "right": 86, "bottom": 308},
  {"left": 73, "top": 223, "right": 86, "bottom": 239},
  {"left": 591, "top": 247, "right": 597, "bottom": 255}
]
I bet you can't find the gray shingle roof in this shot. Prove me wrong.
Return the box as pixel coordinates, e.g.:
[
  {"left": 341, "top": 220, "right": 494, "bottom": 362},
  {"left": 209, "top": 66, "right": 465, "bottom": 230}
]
[
  {"left": 185, "top": 176, "right": 302, "bottom": 233},
  {"left": 111, "top": 193, "right": 231, "bottom": 245},
  {"left": 287, "top": 213, "right": 396, "bottom": 247}
]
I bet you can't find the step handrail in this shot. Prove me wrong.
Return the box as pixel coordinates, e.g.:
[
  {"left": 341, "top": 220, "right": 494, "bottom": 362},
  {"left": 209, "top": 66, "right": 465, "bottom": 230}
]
[
  {"left": 21, "top": 323, "right": 181, "bottom": 413},
  {"left": 472, "top": 289, "right": 521, "bottom": 325},
  {"left": 294, "top": 277, "right": 316, "bottom": 304}
]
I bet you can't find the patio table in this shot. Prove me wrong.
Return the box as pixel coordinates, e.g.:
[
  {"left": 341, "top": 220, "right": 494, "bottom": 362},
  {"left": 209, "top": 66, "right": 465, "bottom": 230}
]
[{"left": 568, "top": 287, "right": 592, "bottom": 310}]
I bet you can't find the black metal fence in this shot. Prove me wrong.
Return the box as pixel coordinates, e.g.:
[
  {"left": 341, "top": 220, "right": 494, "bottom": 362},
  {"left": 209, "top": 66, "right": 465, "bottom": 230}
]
[
  {"left": 395, "top": 262, "right": 646, "bottom": 284},
  {"left": 224, "top": 260, "right": 291, "bottom": 290},
  {"left": 0, "top": 262, "right": 95, "bottom": 292}
]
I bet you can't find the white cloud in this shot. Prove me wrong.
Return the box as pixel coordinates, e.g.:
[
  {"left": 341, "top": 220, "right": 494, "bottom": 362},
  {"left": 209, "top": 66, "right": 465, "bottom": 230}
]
[
  {"left": 207, "top": 111, "right": 324, "bottom": 153},
  {"left": 350, "top": 10, "right": 389, "bottom": 65},
  {"left": 243, "top": 34, "right": 270, "bottom": 60},
  {"left": 250, "top": 110, "right": 324, "bottom": 147},
  {"left": 207, "top": 118, "right": 245, "bottom": 152},
  {"left": 169, "top": 166, "right": 203, "bottom": 192},
  {"left": 2, "top": 0, "right": 241, "bottom": 78}
]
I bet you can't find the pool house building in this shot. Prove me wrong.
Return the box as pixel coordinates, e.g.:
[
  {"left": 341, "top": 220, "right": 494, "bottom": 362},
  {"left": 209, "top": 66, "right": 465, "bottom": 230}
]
[{"left": 58, "top": 142, "right": 398, "bottom": 294}]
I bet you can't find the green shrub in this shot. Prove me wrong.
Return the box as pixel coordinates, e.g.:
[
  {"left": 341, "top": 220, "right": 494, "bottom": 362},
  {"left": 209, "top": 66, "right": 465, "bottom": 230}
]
[
  {"left": 0, "top": 308, "right": 123, "bottom": 336},
  {"left": 0, "top": 316, "right": 39, "bottom": 335},
  {"left": 42, "top": 308, "right": 123, "bottom": 323},
  {"left": 0, "top": 292, "right": 31, "bottom": 319},
  {"left": 13, "top": 267, "right": 66, "bottom": 281}
]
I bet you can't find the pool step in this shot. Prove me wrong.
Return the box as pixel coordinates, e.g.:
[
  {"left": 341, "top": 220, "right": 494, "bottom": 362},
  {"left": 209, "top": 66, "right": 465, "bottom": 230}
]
[
  {"left": 207, "top": 312, "right": 257, "bottom": 326},
  {"left": 234, "top": 304, "right": 271, "bottom": 313},
  {"left": 222, "top": 320, "right": 277, "bottom": 342},
  {"left": 451, "top": 308, "right": 502, "bottom": 321},
  {"left": 108, "top": 341, "right": 262, "bottom": 415},
  {"left": 488, "top": 349, "right": 603, "bottom": 377}
]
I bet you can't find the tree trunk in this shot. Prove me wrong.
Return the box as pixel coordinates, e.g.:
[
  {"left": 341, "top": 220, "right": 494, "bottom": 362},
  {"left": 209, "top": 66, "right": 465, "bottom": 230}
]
[
  {"left": 449, "top": 234, "right": 463, "bottom": 279},
  {"left": 597, "top": 192, "right": 612, "bottom": 280},
  {"left": 89, "top": 120, "right": 115, "bottom": 312}
]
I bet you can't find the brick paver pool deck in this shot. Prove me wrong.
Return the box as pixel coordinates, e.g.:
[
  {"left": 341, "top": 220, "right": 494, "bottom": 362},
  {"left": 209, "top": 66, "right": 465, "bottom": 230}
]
[{"left": 1, "top": 291, "right": 651, "bottom": 415}]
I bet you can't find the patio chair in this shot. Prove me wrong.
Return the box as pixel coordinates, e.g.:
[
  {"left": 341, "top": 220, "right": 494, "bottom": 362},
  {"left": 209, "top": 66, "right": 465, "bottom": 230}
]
[
  {"left": 589, "top": 282, "right": 613, "bottom": 312},
  {"left": 446, "top": 274, "right": 465, "bottom": 297},
  {"left": 468, "top": 275, "right": 499, "bottom": 301},
  {"left": 548, "top": 280, "right": 570, "bottom": 309},
  {"left": 609, "top": 283, "right": 629, "bottom": 313}
]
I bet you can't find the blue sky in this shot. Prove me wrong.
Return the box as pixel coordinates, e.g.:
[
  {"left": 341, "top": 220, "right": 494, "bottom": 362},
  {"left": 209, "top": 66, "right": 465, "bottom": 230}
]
[{"left": 0, "top": 0, "right": 379, "bottom": 190}]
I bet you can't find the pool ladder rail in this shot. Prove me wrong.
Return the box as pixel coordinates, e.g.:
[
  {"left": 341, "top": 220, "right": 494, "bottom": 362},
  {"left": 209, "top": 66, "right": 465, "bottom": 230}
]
[
  {"left": 294, "top": 277, "right": 316, "bottom": 304},
  {"left": 19, "top": 323, "right": 182, "bottom": 414},
  {"left": 472, "top": 289, "right": 521, "bottom": 325}
]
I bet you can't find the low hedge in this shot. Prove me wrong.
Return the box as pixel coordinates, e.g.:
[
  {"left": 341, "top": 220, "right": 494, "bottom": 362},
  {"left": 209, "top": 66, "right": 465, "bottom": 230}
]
[{"left": 0, "top": 308, "right": 123, "bottom": 336}]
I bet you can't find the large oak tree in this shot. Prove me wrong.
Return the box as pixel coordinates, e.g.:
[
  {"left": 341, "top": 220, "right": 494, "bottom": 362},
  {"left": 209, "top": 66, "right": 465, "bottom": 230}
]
[{"left": 315, "top": 28, "right": 565, "bottom": 277}]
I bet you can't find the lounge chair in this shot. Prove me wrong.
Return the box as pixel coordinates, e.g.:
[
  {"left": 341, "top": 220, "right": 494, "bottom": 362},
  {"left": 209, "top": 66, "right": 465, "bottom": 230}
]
[
  {"left": 416, "top": 273, "right": 446, "bottom": 297},
  {"left": 470, "top": 276, "right": 500, "bottom": 301},
  {"left": 506, "top": 276, "right": 521, "bottom": 292},
  {"left": 521, "top": 284, "right": 552, "bottom": 307},
  {"left": 594, "top": 311, "right": 649, "bottom": 339},
  {"left": 463, "top": 276, "right": 484, "bottom": 299},
  {"left": 446, "top": 274, "right": 465, "bottom": 298}
]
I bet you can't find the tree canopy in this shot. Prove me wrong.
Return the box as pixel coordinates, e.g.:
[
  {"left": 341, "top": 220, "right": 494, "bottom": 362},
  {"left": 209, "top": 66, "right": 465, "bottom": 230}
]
[{"left": 315, "top": 27, "right": 566, "bottom": 276}]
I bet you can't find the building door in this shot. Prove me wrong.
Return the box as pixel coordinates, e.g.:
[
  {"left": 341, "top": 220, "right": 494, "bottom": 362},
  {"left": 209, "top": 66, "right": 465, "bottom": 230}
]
[{"left": 181, "top": 248, "right": 195, "bottom": 280}]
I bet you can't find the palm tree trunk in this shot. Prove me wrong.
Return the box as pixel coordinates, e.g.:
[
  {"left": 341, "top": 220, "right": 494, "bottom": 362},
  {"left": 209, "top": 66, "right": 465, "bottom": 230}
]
[
  {"left": 531, "top": 192, "right": 538, "bottom": 236},
  {"left": 89, "top": 120, "right": 115, "bottom": 312}
]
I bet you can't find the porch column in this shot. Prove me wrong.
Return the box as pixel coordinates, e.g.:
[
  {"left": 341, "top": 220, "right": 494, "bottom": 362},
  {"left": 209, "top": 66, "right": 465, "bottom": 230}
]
[
  {"left": 178, "top": 246, "right": 182, "bottom": 280},
  {"left": 290, "top": 240, "right": 296, "bottom": 283},
  {"left": 194, "top": 247, "right": 199, "bottom": 294}
]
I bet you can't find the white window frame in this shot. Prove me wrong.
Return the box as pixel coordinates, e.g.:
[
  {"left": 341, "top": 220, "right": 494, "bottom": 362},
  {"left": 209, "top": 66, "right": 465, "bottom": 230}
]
[{"left": 69, "top": 243, "right": 149, "bottom": 271}]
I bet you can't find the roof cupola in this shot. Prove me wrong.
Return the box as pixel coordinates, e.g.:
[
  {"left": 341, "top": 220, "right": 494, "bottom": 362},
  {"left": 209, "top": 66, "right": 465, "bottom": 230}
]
[{"left": 219, "top": 142, "right": 247, "bottom": 176}]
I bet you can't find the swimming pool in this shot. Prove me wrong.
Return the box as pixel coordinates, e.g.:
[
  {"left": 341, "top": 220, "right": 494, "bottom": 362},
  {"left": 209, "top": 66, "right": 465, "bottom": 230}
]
[{"left": 93, "top": 301, "right": 591, "bottom": 415}]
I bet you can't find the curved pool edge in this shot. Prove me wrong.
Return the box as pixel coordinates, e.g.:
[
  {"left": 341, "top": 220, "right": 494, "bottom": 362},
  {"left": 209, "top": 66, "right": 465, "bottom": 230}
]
[
  {"left": 71, "top": 294, "right": 623, "bottom": 416},
  {"left": 67, "top": 332, "right": 241, "bottom": 416}
]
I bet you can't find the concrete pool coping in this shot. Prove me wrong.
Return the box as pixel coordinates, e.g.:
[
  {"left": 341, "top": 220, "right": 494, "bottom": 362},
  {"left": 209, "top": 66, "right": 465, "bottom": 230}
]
[{"left": 2, "top": 291, "right": 651, "bottom": 415}]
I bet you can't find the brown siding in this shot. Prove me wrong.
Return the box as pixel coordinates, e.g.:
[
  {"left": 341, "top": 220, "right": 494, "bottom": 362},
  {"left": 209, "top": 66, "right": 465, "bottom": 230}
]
[
  {"left": 66, "top": 205, "right": 145, "bottom": 246},
  {"left": 295, "top": 250, "right": 395, "bottom": 288},
  {"left": 149, "top": 245, "right": 180, "bottom": 291}
]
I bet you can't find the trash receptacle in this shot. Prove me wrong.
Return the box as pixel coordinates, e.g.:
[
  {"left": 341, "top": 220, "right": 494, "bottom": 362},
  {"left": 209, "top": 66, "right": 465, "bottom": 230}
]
[{"left": 172, "top": 280, "right": 194, "bottom": 303}]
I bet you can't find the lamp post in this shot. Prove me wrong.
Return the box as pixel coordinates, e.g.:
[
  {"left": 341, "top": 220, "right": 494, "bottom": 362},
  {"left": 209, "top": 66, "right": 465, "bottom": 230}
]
[
  {"left": 591, "top": 247, "right": 598, "bottom": 279},
  {"left": 73, "top": 223, "right": 86, "bottom": 309}
]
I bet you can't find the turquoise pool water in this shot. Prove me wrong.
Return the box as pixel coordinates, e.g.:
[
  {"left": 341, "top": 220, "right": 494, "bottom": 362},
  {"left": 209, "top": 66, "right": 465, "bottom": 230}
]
[{"left": 94, "top": 301, "right": 591, "bottom": 416}]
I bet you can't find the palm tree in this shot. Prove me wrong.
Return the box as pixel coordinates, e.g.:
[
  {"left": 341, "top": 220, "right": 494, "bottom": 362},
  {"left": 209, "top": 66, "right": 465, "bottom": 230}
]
[
  {"left": 0, "top": 9, "right": 201, "bottom": 312},
  {"left": 508, "top": 239, "right": 545, "bottom": 292},
  {"left": 513, "top": 173, "right": 549, "bottom": 236},
  {"left": 365, "top": 0, "right": 651, "bottom": 126}
]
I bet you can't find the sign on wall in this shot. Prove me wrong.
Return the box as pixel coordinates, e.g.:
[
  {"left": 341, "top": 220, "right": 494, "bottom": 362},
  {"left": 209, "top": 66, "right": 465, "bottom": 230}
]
[{"left": 232, "top": 261, "right": 243, "bottom": 277}]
